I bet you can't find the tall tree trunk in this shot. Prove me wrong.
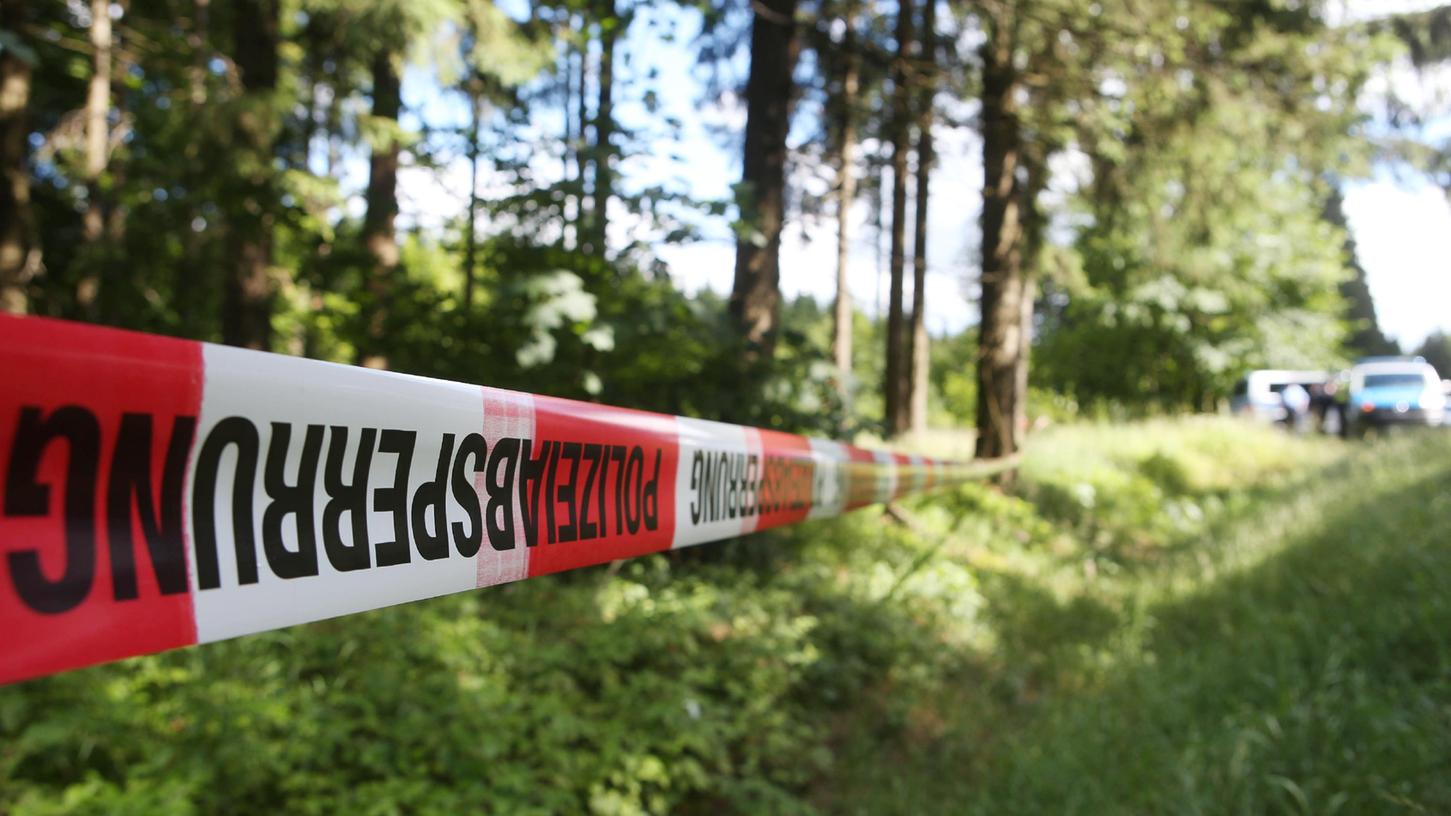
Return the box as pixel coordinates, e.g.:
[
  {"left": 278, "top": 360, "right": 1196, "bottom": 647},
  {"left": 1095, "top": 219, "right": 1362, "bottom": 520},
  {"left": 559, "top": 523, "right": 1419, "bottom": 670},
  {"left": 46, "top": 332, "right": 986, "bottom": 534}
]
[
  {"left": 562, "top": 33, "right": 575, "bottom": 249},
  {"left": 588, "top": 0, "right": 616, "bottom": 256},
  {"left": 975, "top": 20, "right": 1028, "bottom": 460},
  {"left": 1014, "top": 145, "right": 1047, "bottom": 444},
  {"left": 0, "top": 0, "right": 35, "bottom": 314},
  {"left": 908, "top": 0, "right": 936, "bottom": 434},
  {"left": 464, "top": 85, "right": 482, "bottom": 309},
  {"left": 575, "top": 21, "right": 591, "bottom": 249},
  {"left": 176, "top": 0, "right": 208, "bottom": 337},
  {"left": 83, "top": 0, "right": 110, "bottom": 241},
  {"left": 730, "top": 0, "right": 801, "bottom": 359},
  {"left": 75, "top": 0, "right": 111, "bottom": 316},
  {"left": 222, "top": 0, "right": 278, "bottom": 350},
  {"left": 359, "top": 50, "right": 402, "bottom": 369},
  {"left": 832, "top": 7, "right": 860, "bottom": 403},
  {"left": 102, "top": 1, "right": 129, "bottom": 246},
  {"left": 295, "top": 48, "right": 321, "bottom": 171},
  {"left": 884, "top": 0, "right": 915, "bottom": 437}
]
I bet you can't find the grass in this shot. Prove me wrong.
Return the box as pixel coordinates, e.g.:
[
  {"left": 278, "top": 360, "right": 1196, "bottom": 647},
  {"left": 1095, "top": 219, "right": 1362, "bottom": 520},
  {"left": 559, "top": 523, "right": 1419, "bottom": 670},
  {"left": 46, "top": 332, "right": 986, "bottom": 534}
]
[
  {"left": 826, "top": 420, "right": 1451, "bottom": 814},
  {"left": 4, "top": 417, "right": 1448, "bottom": 814}
]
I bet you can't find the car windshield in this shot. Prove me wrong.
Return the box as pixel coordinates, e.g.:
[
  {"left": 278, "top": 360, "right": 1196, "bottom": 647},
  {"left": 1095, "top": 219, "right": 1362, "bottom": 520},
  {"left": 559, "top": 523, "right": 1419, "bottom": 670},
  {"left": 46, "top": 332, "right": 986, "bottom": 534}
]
[{"left": 1363, "top": 373, "right": 1425, "bottom": 389}]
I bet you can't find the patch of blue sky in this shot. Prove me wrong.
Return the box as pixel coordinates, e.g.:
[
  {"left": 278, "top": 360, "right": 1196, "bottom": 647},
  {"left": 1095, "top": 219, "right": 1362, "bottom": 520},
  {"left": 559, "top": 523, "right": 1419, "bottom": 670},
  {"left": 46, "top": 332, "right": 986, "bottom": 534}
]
[{"left": 373, "top": 0, "right": 1450, "bottom": 344}]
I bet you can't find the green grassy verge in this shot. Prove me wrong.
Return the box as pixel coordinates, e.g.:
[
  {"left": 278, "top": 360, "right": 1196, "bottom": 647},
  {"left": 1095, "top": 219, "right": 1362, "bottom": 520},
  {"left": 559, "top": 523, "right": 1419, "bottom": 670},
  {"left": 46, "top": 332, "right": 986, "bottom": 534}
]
[
  {"left": 2, "top": 419, "right": 1448, "bottom": 814},
  {"left": 829, "top": 421, "right": 1451, "bottom": 815}
]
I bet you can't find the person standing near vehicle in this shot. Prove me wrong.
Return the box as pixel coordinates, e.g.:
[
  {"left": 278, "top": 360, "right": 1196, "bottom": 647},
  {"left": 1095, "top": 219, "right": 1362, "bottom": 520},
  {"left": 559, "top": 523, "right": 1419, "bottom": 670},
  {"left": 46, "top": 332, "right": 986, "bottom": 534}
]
[{"left": 1281, "top": 383, "right": 1310, "bottom": 433}]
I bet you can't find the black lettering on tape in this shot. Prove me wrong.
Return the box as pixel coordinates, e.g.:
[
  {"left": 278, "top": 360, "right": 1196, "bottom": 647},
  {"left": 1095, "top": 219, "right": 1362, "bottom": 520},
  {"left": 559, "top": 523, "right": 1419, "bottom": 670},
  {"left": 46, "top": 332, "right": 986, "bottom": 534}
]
[
  {"left": 594, "top": 445, "right": 609, "bottom": 538},
  {"left": 262, "top": 423, "right": 324, "bottom": 579},
  {"left": 193, "top": 417, "right": 260, "bottom": 589},
  {"left": 748, "top": 450, "right": 760, "bottom": 513},
  {"left": 373, "top": 429, "right": 416, "bottom": 567},
  {"left": 106, "top": 413, "right": 194, "bottom": 600},
  {"left": 609, "top": 445, "right": 627, "bottom": 535},
  {"left": 450, "top": 433, "right": 486, "bottom": 557},
  {"left": 555, "top": 442, "right": 580, "bottom": 544},
  {"left": 517, "top": 439, "right": 550, "bottom": 547},
  {"left": 689, "top": 450, "right": 703, "bottom": 525},
  {"left": 625, "top": 446, "right": 643, "bottom": 534},
  {"left": 579, "top": 443, "right": 602, "bottom": 540},
  {"left": 643, "top": 448, "right": 660, "bottom": 531},
  {"left": 544, "top": 442, "right": 560, "bottom": 544},
  {"left": 485, "top": 437, "right": 520, "bottom": 551},
  {"left": 410, "top": 434, "right": 454, "bottom": 561},
  {"left": 322, "top": 426, "right": 375, "bottom": 572},
  {"left": 4, "top": 406, "right": 101, "bottom": 614}
]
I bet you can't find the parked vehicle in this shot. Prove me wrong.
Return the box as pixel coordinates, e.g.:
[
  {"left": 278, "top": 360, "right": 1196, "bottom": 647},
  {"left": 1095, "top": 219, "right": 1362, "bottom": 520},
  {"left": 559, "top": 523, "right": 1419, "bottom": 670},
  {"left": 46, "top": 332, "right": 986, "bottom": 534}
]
[
  {"left": 1230, "top": 370, "right": 1332, "bottom": 423},
  {"left": 1346, "top": 357, "right": 1445, "bottom": 434}
]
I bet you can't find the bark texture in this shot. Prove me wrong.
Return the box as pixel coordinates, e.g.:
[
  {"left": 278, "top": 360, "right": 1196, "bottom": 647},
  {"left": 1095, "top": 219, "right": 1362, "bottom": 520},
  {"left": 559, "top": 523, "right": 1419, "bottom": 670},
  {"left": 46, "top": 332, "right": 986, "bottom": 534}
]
[
  {"left": 222, "top": 0, "right": 279, "bottom": 350},
  {"left": 464, "top": 86, "right": 482, "bottom": 309},
  {"left": 588, "top": 0, "right": 616, "bottom": 255},
  {"left": 79, "top": 0, "right": 112, "bottom": 315},
  {"left": 884, "top": 0, "right": 915, "bottom": 437},
  {"left": 730, "top": 0, "right": 801, "bottom": 359},
  {"left": 359, "top": 50, "right": 402, "bottom": 369},
  {"left": 975, "top": 22, "right": 1029, "bottom": 459},
  {"left": 908, "top": 0, "right": 936, "bottom": 434},
  {"left": 832, "top": 8, "right": 860, "bottom": 399},
  {"left": 0, "top": 0, "right": 33, "bottom": 315}
]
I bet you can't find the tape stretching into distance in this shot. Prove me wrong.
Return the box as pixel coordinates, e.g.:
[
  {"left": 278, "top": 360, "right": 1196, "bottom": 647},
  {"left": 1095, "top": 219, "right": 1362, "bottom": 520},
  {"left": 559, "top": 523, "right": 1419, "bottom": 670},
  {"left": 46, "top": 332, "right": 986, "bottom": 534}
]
[{"left": 0, "top": 315, "right": 1004, "bottom": 685}]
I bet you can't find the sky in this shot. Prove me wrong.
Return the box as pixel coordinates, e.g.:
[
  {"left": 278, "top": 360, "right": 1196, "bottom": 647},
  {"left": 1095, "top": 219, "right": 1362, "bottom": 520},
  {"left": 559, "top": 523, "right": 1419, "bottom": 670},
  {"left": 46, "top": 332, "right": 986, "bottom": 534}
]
[
  {"left": 391, "top": 0, "right": 1451, "bottom": 349},
  {"left": 1338, "top": 0, "right": 1451, "bottom": 350}
]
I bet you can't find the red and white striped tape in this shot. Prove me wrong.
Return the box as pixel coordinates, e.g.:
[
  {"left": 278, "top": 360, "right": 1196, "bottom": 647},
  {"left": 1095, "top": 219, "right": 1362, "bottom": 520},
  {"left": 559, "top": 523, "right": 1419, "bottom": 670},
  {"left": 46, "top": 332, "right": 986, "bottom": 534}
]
[{"left": 0, "top": 315, "right": 989, "bottom": 685}]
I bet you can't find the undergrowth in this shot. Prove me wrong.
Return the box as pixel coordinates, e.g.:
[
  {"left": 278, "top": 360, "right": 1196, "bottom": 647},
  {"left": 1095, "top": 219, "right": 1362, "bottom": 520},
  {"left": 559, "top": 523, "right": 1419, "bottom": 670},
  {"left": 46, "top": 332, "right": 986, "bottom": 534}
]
[{"left": 4, "top": 419, "right": 1448, "bottom": 815}]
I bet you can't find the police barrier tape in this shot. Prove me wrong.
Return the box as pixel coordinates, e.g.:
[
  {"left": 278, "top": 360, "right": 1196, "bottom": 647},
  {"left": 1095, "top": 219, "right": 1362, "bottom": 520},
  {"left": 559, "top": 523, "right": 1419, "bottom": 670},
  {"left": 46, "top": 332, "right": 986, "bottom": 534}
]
[{"left": 0, "top": 315, "right": 1012, "bottom": 685}]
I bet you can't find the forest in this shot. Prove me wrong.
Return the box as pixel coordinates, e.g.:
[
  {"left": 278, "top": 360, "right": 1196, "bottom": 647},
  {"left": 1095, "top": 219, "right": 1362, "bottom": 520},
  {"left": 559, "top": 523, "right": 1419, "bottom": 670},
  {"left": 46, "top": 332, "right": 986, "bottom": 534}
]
[
  {"left": 3, "top": 0, "right": 1451, "bottom": 813},
  {"left": 2, "top": 0, "right": 1446, "bottom": 443}
]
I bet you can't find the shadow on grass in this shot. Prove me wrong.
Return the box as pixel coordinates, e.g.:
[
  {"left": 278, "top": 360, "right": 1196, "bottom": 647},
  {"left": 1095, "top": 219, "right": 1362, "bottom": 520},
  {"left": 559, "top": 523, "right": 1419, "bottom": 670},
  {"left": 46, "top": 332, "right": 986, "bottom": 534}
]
[
  {"left": 962, "top": 455, "right": 1451, "bottom": 815},
  {"left": 831, "top": 449, "right": 1451, "bottom": 815},
  {"left": 975, "top": 571, "right": 1121, "bottom": 693}
]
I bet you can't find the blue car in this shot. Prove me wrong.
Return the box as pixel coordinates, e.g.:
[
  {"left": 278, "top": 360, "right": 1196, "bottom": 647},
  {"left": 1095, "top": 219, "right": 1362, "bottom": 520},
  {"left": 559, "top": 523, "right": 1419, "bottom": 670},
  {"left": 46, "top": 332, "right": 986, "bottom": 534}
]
[{"left": 1347, "top": 359, "right": 1445, "bottom": 434}]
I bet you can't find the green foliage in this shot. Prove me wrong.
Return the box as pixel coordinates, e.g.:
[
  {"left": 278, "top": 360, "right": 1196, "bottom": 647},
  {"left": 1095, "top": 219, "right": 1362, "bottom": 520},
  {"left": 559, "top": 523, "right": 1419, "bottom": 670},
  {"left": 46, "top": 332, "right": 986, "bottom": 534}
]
[
  {"left": 12, "top": 420, "right": 1451, "bottom": 814},
  {"left": 829, "top": 422, "right": 1451, "bottom": 815},
  {"left": 1038, "top": 109, "right": 1360, "bottom": 411},
  {"left": 928, "top": 328, "right": 975, "bottom": 427},
  {"left": 6, "top": 1, "right": 1445, "bottom": 809},
  {"left": 955, "top": 432, "right": 1451, "bottom": 815},
  {"left": 1413, "top": 330, "right": 1451, "bottom": 378},
  {"left": 1027, "top": 2, "right": 1393, "bottom": 413}
]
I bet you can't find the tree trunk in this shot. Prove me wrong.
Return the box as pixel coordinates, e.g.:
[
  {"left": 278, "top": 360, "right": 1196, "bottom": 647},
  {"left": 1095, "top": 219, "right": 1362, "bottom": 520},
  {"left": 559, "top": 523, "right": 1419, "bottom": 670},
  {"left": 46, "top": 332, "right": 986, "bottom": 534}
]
[
  {"left": 464, "top": 87, "right": 482, "bottom": 310},
  {"left": 175, "top": 0, "right": 208, "bottom": 336},
  {"left": 102, "top": 0, "right": 129, "bottom": 246},
  {"left": 975, "top": 22, "right": 1028, "bottom": 460},
  {"left": 589, "top": 0, "right": 616, "bottom": 256},
  {"left": 575, "top": 22, "right": 591, "bottom": 250},
  {"left": 908, "top": 0, "right": 936, "bottom": 435},
  {"left": 832, "top": 7, "right": 860, "bottom": 403},
  {"left": 562, "top": 33, "right": 575, "bottom": 249},
  {"left": 1014, "top": 145, "right": 1047, "bottom": 443},
  {"left": 884, "top": 0, "right": 915, "bottom": 438},
  {"left": 75, "top": 0, "right": 111, "bottom": 316},
  {"left": 222, "top": 0, "right": 278, "bottom": 351},
  {"left": 73, "top": 0, "right": 118, "bottom": 316},
  {"left": 83, "top": 0, "right": 110, "bottom": 241},
  {"left": 729, "top": 0, "right": 800, "bottom": 359},
  {"left": 0, "top": 0, "right": 35, "bottom": 315},
  {"left": 358, "top": 50, "right": 402, "bottom": 369}
]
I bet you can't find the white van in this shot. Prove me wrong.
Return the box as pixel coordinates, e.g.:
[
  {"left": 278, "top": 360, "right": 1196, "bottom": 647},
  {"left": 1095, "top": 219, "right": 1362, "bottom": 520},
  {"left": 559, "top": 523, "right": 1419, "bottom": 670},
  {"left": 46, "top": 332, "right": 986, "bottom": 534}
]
[{"left": 1230, "top": 370, "right": 1331, "bottom": 422}]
